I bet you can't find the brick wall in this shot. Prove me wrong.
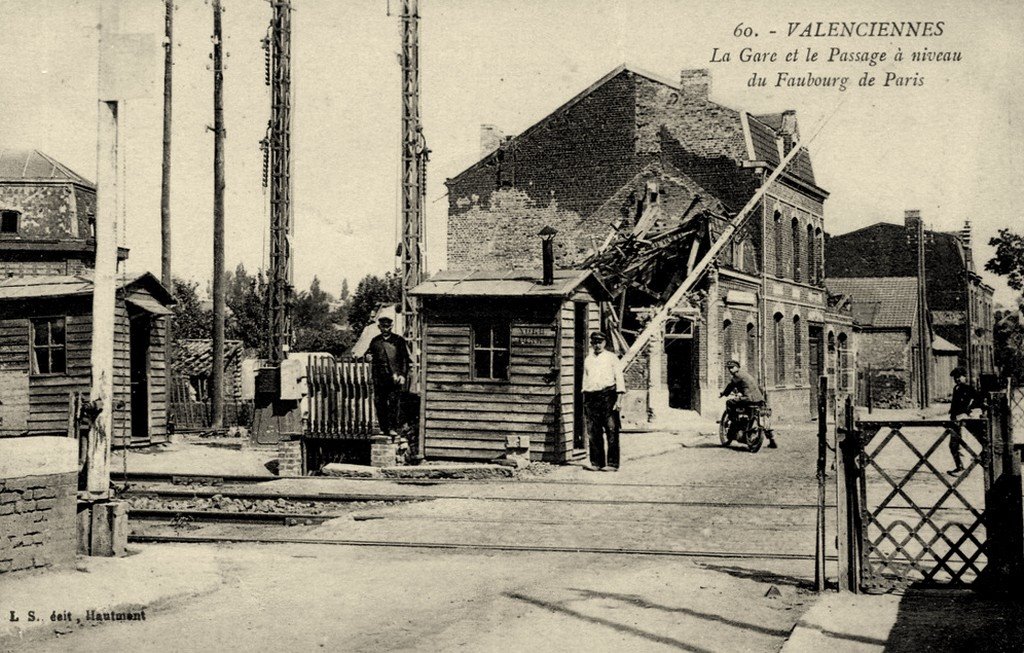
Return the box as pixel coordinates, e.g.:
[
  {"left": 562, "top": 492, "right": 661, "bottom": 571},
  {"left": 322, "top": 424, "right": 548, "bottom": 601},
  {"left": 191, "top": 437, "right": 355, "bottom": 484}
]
[
  {"left": 0, "top": 472, "right": 77, "bottom": 574},
  {"left": 0, "top": 184, "right": 91, "bottom": 240}
]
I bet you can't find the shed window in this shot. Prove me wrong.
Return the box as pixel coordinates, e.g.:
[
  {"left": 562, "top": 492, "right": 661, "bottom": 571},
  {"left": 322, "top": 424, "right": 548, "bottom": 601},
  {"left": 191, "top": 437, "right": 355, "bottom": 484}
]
[
  {"left": 31, "top": 317, "right": 67, "bottom": 375},
  {"left": 473, "top": 323, "right": 510, "bottom": 380},
  {"left": 1, "top": 210, "right": 19, "bottom": 234}
]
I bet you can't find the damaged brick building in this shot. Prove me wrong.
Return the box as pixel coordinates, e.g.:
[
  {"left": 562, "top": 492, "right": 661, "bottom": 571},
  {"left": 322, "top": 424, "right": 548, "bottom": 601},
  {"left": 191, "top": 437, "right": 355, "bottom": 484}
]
[{"left": 444, "top": 66, "right": 854, "bottom": 423}]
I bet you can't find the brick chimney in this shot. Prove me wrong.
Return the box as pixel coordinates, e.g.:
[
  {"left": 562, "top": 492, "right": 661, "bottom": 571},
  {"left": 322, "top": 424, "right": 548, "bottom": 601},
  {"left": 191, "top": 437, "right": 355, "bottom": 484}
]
[
  {"left": 480, "top": 124, "right": 505, "bottom": 158},
  {"left": 679, "top": 69, "right": 710, "bottom": 103},
  {"left": 780, "top": 109, "right": 799, "bottom": 146}
]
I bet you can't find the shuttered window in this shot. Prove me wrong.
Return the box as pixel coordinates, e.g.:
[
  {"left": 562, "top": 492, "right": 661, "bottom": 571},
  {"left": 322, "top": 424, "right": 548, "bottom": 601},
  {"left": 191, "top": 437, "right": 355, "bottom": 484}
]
[
  {"left": 472, "top": 323, "right": 510, "bottom": 380},
  {"left": 31, "top": 317, "right": 67, "bottom": 375}
]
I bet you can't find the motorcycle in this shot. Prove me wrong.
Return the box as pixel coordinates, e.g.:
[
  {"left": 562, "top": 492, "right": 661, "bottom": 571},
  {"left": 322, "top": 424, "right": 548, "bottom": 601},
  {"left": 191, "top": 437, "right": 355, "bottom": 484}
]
[{"left": 719, "top": 400, "right": 773, "bottom": 453}]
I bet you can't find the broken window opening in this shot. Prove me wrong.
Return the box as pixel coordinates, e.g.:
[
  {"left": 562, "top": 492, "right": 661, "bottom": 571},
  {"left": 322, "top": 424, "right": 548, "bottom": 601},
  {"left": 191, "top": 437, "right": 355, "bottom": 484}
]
[{"left": 0, "top": 210, "right": 19, "bottom": 235}]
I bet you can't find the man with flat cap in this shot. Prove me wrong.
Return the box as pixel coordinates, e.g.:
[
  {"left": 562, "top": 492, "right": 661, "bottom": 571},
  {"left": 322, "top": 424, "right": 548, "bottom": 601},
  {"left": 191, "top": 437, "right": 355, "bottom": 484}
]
[
  {"left": 948, "top": 366, "right": 984, "bottom": 476},
  {"left": 367, "top": 315, "right": 410, "bottom": 437},
  {"left": 582, "top": 331, "right": 625, "bottom": 471}
]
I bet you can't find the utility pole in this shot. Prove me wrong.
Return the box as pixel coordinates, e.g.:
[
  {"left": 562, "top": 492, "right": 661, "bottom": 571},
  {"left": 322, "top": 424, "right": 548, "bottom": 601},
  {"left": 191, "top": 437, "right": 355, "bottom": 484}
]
[
  {"left": 266, "top": 0, "right": 293, "bottom": 363},
  {"left": 916, "top": 215, "right": 930, "bottom": 408},
  {"left": 211, "top": 0, "right": 226, "bottom": 428},
  {"left": 399, "top": 0, "right": 428, "bottom": 390},
  {"left": 161, "top": 0, "right": 174, "bottom": 379}
]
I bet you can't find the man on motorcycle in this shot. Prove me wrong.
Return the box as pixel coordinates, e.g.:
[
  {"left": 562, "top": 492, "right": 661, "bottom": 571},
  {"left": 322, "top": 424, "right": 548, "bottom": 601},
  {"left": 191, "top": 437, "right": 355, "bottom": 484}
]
[{"left": 720, "top": 360, "right": 777, "bottom": 449}]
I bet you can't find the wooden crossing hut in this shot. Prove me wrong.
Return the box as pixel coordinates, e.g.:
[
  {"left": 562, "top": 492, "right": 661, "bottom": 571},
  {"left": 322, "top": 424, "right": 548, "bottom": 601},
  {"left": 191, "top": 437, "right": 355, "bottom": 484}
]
[
  {"left": 410, "top": 266, "right": 610, "bottom": 462},
  {"left": 0, "top": 272, "right": 174, "bottom": 446}
]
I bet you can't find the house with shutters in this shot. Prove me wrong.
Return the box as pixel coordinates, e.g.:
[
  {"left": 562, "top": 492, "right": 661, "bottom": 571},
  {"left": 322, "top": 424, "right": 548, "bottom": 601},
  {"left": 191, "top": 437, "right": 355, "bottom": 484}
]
[
  {"left": 444, "top": 65, "right": 854, "bottom": 424},
  {"left": 0, "top": 149, "right": 173, "bottom": 446}
]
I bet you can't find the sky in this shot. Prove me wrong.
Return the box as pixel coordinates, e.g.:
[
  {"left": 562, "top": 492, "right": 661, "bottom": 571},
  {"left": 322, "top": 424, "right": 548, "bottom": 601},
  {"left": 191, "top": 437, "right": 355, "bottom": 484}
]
[{"left": 1, "top": 0, "right": 1022, "bottom": 302}]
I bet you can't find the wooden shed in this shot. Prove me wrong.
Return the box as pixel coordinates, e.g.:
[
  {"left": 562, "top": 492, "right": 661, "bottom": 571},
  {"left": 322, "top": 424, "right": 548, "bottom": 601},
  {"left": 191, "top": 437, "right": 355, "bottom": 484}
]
[
  {"left": 410, "top": 268, "right": 609, "bottom": 462},
  {"left": 0, "top": 273, "right": 174, "bottom": 446}
]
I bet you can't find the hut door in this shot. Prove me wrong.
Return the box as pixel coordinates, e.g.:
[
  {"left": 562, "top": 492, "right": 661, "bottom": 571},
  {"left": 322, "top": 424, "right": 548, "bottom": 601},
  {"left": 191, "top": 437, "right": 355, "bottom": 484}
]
[
  {"left": 573, "top": 303, "right": 587, "bottom": 450},
  {"left": 129, "top": 314, "right": 151, "bottom": 445}
]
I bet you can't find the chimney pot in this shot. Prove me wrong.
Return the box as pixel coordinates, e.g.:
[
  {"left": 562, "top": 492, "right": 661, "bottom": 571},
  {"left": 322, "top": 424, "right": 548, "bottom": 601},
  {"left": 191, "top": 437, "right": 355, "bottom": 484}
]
[{"left": 679, "top": 69, "right": 711, "bottom": 103}]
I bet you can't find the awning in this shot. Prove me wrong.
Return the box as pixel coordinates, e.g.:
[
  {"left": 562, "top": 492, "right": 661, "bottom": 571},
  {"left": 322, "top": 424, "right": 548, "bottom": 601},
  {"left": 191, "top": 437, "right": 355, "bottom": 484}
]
[{"left": 126, "top": 292, "right": 173, "bottom": 316}]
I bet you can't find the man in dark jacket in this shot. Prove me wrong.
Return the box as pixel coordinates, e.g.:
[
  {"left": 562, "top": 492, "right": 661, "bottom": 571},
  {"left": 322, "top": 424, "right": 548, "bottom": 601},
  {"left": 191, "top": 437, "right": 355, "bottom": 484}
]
[
  {"left": 948, "top": 366, "right": 984, "bottom": 476},
  {"left": 366, "top": 316, "right": 410, "bottom": 436},
  {"left": 720, "top": 360, "right": 776, "bottom": 448}
]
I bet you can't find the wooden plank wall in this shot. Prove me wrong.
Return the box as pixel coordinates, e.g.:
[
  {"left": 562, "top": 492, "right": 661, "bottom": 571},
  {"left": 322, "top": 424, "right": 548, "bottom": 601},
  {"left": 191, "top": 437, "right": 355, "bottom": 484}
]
[
  {"left": 557, "top": 295, "right": 601, "bottom": 458},
  {"left": 0, "top": 298, "right": 168, "bottom": 446},
  {"left": 422, "top": 300, "right": 563, "bottom": 461}
]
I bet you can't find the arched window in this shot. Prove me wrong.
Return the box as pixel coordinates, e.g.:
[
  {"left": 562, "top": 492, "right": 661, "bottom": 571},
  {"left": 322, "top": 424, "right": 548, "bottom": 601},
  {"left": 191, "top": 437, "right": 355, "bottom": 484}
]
[
  {"left": 773, "top": 312, "right": 786, "bottom": 385},
  {"left": 815, "top": 227, "right": 824, "bottom": 284},
  {"left": 806, "top": 223, "right": 815, "bottom": 284},
  {"left": 791, "top": 217, "right": 801, "bottom": 282},
  {"left": 746, "top": 322, "right": 757, "bottom": 374},
  {"left": 774, "top": 211, "right": 784, "bottom": 277},
  {"left": 793, "top": 315, "right": 803, "bottom": 383},
  {"left": 722, "top": 319, "right": 734, "bottom": 367}
]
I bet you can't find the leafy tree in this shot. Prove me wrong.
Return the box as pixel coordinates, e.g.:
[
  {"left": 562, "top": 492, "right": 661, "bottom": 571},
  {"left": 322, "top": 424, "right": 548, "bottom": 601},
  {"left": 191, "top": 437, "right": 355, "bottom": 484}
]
[
  {"left": 225, "top": 264, "right": 270, "bottom": 357},
  {"left": 292, "top": 276, "right": 352, "bottom": 356},
  {"left": 985, "top": 228, "right": 1024, "bottom": 292},
  {"left": 348, "top": 271, "right": 402, "bottom": 335},
  {"left": 171, "top": 277, "right": 211, "bottom": 340},
  {"left": 994, "top": 306, "right": 1024, "bottom": 383}
]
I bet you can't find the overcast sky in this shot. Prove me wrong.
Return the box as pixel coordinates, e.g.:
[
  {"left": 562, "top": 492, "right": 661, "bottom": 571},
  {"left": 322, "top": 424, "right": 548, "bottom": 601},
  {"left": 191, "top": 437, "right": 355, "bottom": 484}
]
[{"left": 1, "top": 0, "right": 1022, "bottom": 302}]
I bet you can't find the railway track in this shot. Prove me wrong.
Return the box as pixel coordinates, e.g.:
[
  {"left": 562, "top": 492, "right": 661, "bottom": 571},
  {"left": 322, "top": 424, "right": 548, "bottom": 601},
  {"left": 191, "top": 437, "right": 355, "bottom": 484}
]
[
  {"left": 120, "top": 485, "right": 834, "bottom": 510},
  {"left": 127, "top": 531, "right": 839, "bottom": 562}
]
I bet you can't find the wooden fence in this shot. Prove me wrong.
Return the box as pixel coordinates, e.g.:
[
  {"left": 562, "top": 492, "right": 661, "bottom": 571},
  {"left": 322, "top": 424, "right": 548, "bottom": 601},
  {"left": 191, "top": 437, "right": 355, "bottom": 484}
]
[
  {"left": 304, "top": 357, "right": 377, "bottom": 438},
  {"left": 169, "top": 376, "right": 251, "bottom": 431}
]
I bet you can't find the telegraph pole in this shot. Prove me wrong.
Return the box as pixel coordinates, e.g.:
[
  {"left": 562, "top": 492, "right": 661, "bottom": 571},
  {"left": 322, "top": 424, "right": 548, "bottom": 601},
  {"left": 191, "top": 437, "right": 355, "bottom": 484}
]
[
  {"left": 916, "top": 216, "right": 930, "bottom": 408},
  {"left": 211, "top": 0, "right": 226, "bottom": 427},
  {"left": 399, "top": 0, "right": 427, "bottom": 389},
  {"left": 266, "top": 0, "right": 293, "bottom": 363},
  {"left": 161, "top": 0, "right": 174, "bottom": 375}
]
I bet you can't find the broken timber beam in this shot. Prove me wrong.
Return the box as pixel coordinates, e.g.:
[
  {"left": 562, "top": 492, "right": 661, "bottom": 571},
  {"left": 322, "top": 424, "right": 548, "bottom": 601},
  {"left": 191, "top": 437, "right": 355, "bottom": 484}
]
[{"left": 619, "top": 137, "right": 810, "bottom": 369}]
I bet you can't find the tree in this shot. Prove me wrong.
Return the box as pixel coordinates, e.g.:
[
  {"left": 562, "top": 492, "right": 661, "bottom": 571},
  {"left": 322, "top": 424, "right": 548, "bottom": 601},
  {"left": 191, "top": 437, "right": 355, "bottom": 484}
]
[
  {"left": 224, "top": 264, "right": 270, "bottom": 357},
  {"left": 985, "top": 228, "right": 1024, "bottom": 292},
  {"left": 292, "top": 276, "right": 352, "bottom": 356},
  {"left": 348, "top": 271, "right": 402, "bottom": 335},
  {"left": 994, "top": 306, "right": 1024, "bottom": 383},
  {"left": 171, "top": 277, "right": 211, "bottom": 340}
]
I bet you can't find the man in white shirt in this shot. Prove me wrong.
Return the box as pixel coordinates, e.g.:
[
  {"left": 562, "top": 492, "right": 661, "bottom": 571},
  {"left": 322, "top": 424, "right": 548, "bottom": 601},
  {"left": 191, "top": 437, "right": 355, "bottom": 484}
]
[{"left": 582, "top": 331, "right": 625, "bottom": 472}]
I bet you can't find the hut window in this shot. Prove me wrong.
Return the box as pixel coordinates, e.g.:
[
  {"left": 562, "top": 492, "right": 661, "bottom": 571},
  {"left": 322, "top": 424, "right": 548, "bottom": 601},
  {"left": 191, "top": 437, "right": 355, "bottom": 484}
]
[
  {"left": 0, "top": 210, "right": 18, "bottom": 234},
  {"left": 31, "top": 317, "right": 67, "bottom": 375},
  {"left": 472, "top": 324, "right": 510, "bottom": 380}
]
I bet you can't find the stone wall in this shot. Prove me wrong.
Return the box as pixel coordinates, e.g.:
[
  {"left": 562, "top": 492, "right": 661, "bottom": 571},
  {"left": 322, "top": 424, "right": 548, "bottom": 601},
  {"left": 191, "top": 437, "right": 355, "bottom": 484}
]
[{"left": 0, "top": 437, "right": 78, "bottom": 575}]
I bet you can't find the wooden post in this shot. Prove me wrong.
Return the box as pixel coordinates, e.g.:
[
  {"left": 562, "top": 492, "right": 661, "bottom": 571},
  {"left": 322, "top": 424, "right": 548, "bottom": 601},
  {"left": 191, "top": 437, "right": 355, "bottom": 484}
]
[
  {"left": 815, "top": 374, "right": 828, "bottom": 592},
  {"left": 211, "top": 0, "right": 226, "bottom": 429},
  {"left": 835, "top": 395, "right": 861, "bottom": 592},
  {"left": 983, "top": 392, "right": 1024, "bottom": 588},
  {"left": 161, "top": 0, "right": 174, "bottom": 381},
  {"left": 87, "top": 96, "right": 119, "bottom": 500}
]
